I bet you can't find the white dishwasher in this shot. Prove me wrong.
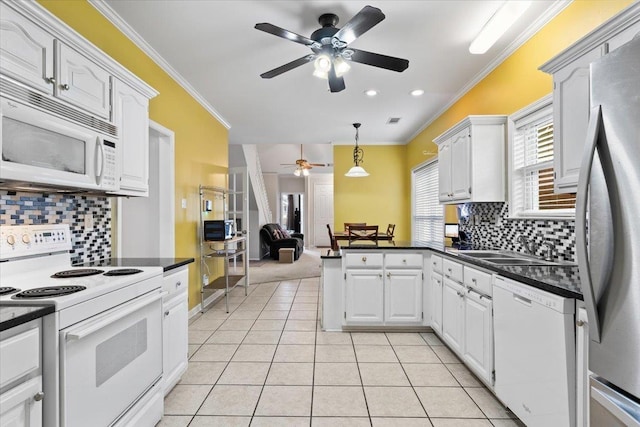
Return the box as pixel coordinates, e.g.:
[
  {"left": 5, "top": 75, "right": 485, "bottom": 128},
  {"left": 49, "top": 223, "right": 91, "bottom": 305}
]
[{"left": 493, "top": 276, "right": 576, "bottom": 427}]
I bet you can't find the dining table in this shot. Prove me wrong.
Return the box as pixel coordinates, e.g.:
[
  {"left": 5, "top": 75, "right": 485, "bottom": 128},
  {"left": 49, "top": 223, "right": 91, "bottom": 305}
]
[{"left": 333, "top": 229, "right": 394, "bottom": 242}]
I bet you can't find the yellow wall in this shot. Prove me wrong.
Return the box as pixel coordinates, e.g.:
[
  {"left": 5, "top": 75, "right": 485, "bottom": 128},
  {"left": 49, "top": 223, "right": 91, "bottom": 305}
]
[
  {"left": 333, "top": 145, "right": 409, "bottom": 240},
  {"left": 406, "top": 0, "right": 633, "bottom": 226},
  {"left": 38, "top": 1, "right": 229, "bottom": 310}
]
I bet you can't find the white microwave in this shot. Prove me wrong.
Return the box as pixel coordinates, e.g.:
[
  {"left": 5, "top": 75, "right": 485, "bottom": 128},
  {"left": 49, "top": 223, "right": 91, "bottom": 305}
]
[{"left": 0, "top": 95, "right": 119, "bottom": 192}]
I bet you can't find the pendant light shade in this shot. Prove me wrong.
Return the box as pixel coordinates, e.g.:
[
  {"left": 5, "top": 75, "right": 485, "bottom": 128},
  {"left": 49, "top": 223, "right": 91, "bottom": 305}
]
[{"left": 345, "top": 123, "right": 369, "bottom": 177}]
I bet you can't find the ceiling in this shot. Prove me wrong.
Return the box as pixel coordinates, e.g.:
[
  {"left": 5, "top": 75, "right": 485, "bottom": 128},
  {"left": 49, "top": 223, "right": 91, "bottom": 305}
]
[{"left": 101, "top": 0, "right": 565, "bottom": 174}]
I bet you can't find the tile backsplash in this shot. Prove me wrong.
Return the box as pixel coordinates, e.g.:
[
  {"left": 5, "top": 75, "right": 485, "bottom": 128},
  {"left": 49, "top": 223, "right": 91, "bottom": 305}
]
[
  {"left": 0, "top": 191, "right": 111, "bottom": 264},
  {"left": 458, "top": 202, "right": 576, "bottom": 262}
]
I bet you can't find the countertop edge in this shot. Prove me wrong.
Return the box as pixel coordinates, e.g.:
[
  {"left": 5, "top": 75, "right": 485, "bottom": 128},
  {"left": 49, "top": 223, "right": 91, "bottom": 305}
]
[
  {"left": 162, "top": 258, "right": 195, "bottom": 272},
  {"left": 0, "top": 304, "right": 54, "bottom": 332}
]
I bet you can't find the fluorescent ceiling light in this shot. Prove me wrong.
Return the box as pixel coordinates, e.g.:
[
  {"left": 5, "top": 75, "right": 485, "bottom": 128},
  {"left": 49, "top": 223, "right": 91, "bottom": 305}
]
[
  {"left": 365, "top": 89, "right": 378, "bottom": 97},
  {"left": 410, "top": 89, "right": 424, "bottom": 97},
  {"left": 469, "top": 0, "right": 531, "bottom": 54}
]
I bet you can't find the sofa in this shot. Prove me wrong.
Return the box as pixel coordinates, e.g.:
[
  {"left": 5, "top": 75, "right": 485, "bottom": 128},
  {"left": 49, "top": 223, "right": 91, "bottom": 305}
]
[{"left": 260, "top": 223, "right": 304, "bottom": 261}]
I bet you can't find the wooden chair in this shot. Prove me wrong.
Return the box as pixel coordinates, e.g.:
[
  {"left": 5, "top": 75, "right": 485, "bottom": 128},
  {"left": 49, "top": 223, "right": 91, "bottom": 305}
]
[
  {"left": 385, "top": 224, "right": 396, "bottom": 241},
  {"left": 348, "top": 225, "right": 379, "bottom": 245},
  {"left": 326, "top": 224, "right": 339, "bottom": 252},
  {"left": 344, "top": 222, "right": 366, "bottom": 232}
]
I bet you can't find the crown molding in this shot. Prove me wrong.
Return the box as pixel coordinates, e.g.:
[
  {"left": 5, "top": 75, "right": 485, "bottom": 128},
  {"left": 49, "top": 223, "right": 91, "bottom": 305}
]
[
  {"left": 406, "top": 0, "right": 573, "bottom": 143},
  {"left": 88, "top": 0, "right": 231, "bottom": 129}
]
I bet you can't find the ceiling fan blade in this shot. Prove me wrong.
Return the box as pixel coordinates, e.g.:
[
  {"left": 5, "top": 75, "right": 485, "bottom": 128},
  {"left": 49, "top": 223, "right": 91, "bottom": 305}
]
[
  {"left": 328, "top": 65, "right": 346, "bottom": 93},
  {"left": 260, "top": 55, "right": 314, "bottom": 79},
  {"left": 255, "top": 23, "right": 316, "bottom": 46},
  {"left": 308, "top": 163, "right": 327, "bottom": 167},
  {"left": 350, "top": 48, "right": 409, "bottom": 72},
  {"left": 333, "top": 5, "right": 385, "bottom": 45}
]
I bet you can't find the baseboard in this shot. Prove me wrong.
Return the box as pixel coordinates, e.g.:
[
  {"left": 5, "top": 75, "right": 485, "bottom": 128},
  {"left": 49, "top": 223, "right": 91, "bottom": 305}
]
[{"left": 188, "top": 290, "right": 224, "bottom": 319}]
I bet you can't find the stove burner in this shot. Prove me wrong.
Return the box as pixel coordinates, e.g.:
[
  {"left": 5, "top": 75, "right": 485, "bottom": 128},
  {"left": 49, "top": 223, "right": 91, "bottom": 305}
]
[
  {"left": 0, "top": 287, "right": 20, "bottom": 296},
  {"left": 13, "top": 286, "right": 86, "bottom": 299},
  {"left": 51, "top": 269, "right": 104, "bottom": 279},
  {"left": 103, "top": 268, "right": 143, "bottom": 276}
]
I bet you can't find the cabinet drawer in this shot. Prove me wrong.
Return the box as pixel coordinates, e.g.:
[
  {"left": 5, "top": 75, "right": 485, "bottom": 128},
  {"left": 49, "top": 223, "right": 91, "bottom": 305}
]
[
  {"left": 385, "top": 253, "right": 423, "bottom": 269},
  {"left": 443, "top": 258, "right": 463, "bottom": 283},
  {"left": 464, "top": 266, "right": 492, "bottom": 296},
  {"left": 0, "top": 323, "right": 40, "bottom": 389},
  {"left": 163, "top": 267, "right": 189, "bottom": 297},
  {"left": 345, "top": 253, "right": 383, "bottom": 268},
  {"left": 431, "top": 255, "right": 443, "bottom": 273}
]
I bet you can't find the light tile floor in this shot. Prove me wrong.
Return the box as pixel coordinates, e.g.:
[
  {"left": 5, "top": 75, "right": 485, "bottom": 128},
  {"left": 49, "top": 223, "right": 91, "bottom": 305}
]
[{"left": 159, "top": 278, "right": 525, "bottom": 427}]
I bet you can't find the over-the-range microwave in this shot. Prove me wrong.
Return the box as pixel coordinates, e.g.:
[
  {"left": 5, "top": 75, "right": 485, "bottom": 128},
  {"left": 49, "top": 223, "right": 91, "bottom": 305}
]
[{"left": 0, "top": 90, "right": 119, "bottom": 193}]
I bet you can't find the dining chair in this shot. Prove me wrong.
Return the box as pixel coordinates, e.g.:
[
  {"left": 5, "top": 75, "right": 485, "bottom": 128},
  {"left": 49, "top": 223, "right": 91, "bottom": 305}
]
[
  {"left": 348, "top": 225, "right": 379, "bottom": 245},
  {"left": 386, "top": 224, "right": 396, "bottom": 241},
  {"left": 326, "top": 224, "right": 339, "bottom": 252},
  {"left": 344, "top": 222, "right": 366, "bottom": 232}
]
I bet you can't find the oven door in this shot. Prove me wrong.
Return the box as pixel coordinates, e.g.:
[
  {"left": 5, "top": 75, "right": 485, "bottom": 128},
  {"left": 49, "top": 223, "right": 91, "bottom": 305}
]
[{"left": 59, "top": 290, "right": 162, "bottom": 427}]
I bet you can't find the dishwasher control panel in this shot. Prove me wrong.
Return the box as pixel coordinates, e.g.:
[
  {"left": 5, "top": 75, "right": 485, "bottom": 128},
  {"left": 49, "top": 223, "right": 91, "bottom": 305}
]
[{"left": 493, "top": 276, "right": 575, "bottom": 314}]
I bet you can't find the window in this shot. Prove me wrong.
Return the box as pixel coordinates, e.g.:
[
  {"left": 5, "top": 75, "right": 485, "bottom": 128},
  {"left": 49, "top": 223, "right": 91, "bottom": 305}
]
[
  {"left": 412, "top": 159, "right": 444, "bottom": 242},
  {"left": 509, "top": 95, "right": 576, "bottom": 218}
]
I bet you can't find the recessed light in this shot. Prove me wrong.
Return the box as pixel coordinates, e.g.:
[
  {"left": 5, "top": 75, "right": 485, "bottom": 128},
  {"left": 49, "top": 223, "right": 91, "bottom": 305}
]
[
  {"left": 410, "top": 89, "right": 424, "bottom": 97},
  {"left": 364, "top": 89, "right": 378, "bottom": 97}
]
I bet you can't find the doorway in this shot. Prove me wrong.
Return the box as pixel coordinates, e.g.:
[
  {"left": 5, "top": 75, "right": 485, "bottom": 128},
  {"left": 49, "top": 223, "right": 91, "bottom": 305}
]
[
  {"left": 281, "top": 193, "right": 303, "bottom": 233},
  {"left": 116, "top": 120, "right": 175, "bottom": 257}
]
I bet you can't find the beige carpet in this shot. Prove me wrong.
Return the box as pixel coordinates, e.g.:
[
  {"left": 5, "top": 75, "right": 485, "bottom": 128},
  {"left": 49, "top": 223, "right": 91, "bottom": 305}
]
[{"left": 249, "top": 248, "right": 322, "bottom": 284}]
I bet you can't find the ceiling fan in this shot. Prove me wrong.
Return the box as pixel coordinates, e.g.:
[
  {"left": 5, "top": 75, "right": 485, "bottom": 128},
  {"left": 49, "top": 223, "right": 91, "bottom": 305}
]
[
  {"left": 281, "top": 145, "right": 329, "bottom": 176},
  {"left": 255, "top": 5, "right": 409, "bottom": 93}
]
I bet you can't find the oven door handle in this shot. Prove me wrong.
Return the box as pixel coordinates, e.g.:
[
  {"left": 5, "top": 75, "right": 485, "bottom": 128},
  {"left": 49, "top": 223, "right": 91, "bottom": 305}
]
[{"left": 66, "top": 292, "right": 162, "bottom": 341}]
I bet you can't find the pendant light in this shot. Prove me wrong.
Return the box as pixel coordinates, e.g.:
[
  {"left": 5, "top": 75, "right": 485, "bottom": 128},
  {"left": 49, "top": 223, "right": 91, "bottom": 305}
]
[{"left": 345, "top": 123, "right": 369, "bottom": 177}]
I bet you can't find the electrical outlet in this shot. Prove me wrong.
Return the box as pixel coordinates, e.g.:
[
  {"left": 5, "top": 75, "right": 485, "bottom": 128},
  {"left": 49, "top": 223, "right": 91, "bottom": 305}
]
[
  {"left": 84, "top": 214, "right": 94, "bottom": 229},
  {"left": 202, "top": 274, "right": 209, "bottom": 285},
  {"left": 181, "top": 199, "right": 187, "bottom": 209}
]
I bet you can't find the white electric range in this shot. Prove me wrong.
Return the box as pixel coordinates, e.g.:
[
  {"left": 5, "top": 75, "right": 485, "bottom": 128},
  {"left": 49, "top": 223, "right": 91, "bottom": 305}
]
[{"left": 0, "top": 224, "right": 164, "bottom": 427}]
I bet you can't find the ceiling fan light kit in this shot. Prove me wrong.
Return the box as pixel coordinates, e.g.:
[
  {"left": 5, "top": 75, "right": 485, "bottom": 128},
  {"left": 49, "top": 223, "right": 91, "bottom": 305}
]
[
  {"left": 255, "top": 5, "right": 409, "bottom": 93},
  {"left": 345, "top": 123, "right": 369, "bottom": 178},
  {"left": 469, "top": 0, "right": 532, "bottom": 54}
]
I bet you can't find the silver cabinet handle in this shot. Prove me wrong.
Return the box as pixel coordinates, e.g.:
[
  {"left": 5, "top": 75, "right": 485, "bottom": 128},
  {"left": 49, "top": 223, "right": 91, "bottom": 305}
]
[
  {"left": 165, "top": 311, "right": 170, "bottom": 316},
  {"left": 402, "top": 259, "right": 407, "bottom": 263},
  {"left": 378, "top": 273, "right": 382, "bottom": 278},
  {"left": 471, "top": 278, "right": 477, "bottom": 283},
  {"left": 576, "top": 320, "right": 586, "bottom": 327},
  {"left": 60, "top": 83, "right": 70, "bottom": 90},
  {"left": 34, "top": 392, "right": 44, "bottom": 401},
  {"left": 176, "top": 281, "right": 182, "bottom": 288},
  {"left": 45, "top": 77, "right": 55, "bottom": 84},
  {"left": 387, "top": 272, "right": 391, "bottom": 279},
  {"left": 362, "top": 256, "right": 367, "bottom": 262}
]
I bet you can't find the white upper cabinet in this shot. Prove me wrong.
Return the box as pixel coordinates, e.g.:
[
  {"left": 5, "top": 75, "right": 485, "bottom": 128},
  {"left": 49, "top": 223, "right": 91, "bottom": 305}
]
[
  {"left": 434, "top": 116, "right": 507, "bottom": 204},
  {"left": 56, "top": 42, "right": 111, "bottom": 119},
  {"left": 539, "top": 3, "right": 640, "bottom": 193},
  {"left": 0, "top": 3, "right": 54, "bottom": 95},
  {"left": 113, "top": 79, "right": 149, "bottom": 195}
]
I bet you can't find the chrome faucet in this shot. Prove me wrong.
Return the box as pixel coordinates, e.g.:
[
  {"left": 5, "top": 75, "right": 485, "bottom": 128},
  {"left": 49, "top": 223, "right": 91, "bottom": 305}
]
[
  {"left": 517, "top": 235, "right": 537, "bottom": 255},
  {"left": 540, "top": 241, "right": 556, "bottom": 261}
]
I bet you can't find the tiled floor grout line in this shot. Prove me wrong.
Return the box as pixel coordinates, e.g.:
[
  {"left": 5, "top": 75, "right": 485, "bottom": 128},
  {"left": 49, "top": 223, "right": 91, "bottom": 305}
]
[{"left": 351, "top": 331, "right": 374, "bottom": 425}]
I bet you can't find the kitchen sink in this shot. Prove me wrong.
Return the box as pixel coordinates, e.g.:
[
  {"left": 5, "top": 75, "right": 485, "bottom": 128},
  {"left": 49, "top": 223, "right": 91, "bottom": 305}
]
[{"left": 458, "top": 250, "right": 576, "bottom": 267}]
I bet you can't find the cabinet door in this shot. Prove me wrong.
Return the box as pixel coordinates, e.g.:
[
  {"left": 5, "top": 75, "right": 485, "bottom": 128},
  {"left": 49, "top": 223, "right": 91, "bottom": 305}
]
[
  {"left": 345, "top": 269, "right": 384, "bottom": 324},
  {"left": 56, "top": 42, "right": 111, "bottom": 119},
  {"left": 0, "top": 376, "right": 43, "bottom": 427},
  {"left": 442, "top": 278, "right": 464, "bottom": 354},
  {"left": 430, "top": 273, "right": 443, "bottom": 335},
  {"left": 450, "top": 127, "right": 471, "bottom": 200},
  {"left": 576, "top": 307, "right": 589, "bottom": 427},
  {"left": 385, "top": 269, "right": 422, "bottom": 324},
  {"left": 0, "top": 3, "right": 54, "bottom": 95},
  {"left": 113, "top": 79, "right": 150, "bottom": 195},
  {"left": 463, "top": 291, "right": 493, "bottom": 385},
  {"left": 438, "top": 140, "right": 452, "bottom": 201},
  {"left": 163, "top": 294, "right": 188, "bottom": 396},
  {"left": 552, "top": 45, "right": 603, "bottom": 193}
]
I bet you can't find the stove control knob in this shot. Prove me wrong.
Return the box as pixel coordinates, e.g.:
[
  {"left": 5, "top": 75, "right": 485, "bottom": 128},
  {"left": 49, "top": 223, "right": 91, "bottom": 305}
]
[
  {"left": 6, "top": 234, "right": 16, "bottom": 246},
  {"left": 22, "top": 234, "right": 31, "bottom": 244}
]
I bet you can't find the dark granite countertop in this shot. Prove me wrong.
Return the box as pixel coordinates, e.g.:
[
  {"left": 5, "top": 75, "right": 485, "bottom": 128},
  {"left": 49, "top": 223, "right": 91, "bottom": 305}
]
[
  {"left": 329, "top": 240, "right": 582, "bottom": 300},
  {"left": 0, "top": 303, "right": 54, "bottom": 332},
  {"left": 77, "top": 258, "right": 194, "bottom": 273}
]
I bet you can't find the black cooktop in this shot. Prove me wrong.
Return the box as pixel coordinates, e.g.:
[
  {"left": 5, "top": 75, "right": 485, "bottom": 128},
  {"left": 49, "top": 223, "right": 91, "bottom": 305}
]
[
  {"left": 13, "top": 286, "right": 86, "bottom": 299},
  {"left": 103, "top": 268, "right": 143, "bottom": 276},
  {"left": 51, "top": 269, "right": 104, "bottom": 279},
  {"left": 0, "top": 287, "right": 20, "bottom": 296}
]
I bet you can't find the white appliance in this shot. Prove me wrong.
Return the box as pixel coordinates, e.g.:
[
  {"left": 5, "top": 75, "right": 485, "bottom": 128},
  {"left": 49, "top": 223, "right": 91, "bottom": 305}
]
[
  {"left": 0, "top": 224, "right": 164, "bottom": 427},
  {"left": 0, "top": 77, "right": 119, "bottom": 193},
  {"left": 576, "top": 34, "right": 640, "bottom": 425},
  {"left": 493, "top": 276, "right": 575, "bottom": 426}
]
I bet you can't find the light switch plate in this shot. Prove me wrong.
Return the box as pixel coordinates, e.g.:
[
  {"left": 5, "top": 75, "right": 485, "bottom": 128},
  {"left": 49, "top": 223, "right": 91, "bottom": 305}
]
[
  {"left": 84, "top": 214, "right": 94, "bottom": 229},
  {"left": 181, "top": 199, "right": 187, "bottom": 209}
]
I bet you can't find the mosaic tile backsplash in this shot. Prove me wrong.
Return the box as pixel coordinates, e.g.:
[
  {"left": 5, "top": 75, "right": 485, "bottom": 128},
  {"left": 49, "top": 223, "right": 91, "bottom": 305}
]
[
  {"left": 0, "top": 191, "right": 111, "bottom": 265},
  {"left": 457, "top": 202, "right": 576, "bottom": 262}
]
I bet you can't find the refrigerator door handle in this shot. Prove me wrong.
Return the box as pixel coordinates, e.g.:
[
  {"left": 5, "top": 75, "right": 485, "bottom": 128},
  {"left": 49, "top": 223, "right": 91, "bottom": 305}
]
[{"left": 576, "top": 105, "right": 603, "bottom": 342}]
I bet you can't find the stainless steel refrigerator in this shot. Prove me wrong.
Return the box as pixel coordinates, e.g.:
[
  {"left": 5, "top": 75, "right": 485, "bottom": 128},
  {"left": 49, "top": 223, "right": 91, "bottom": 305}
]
[{"left": 576, "top": 34, "right": 640, "bottom": 425}]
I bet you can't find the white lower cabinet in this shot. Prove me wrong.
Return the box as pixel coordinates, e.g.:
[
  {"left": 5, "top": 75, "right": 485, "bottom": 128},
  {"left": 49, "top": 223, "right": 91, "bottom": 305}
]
[
  {"left": 345, "top": 269, "right": 384, "bottom": 324},
  {"left": 162, "top": 267, "right": 189, "bottom": 395},
  {"left": 442, "top": 277, "right": 465, "bottom": 354},
  {"left": 430, "top": 273, "right": 443, "bottom": 334},
  {"left": 462, "top": 289, "right": 493, "bottom": 384},
  {"left": 576, "top": 306, "right": 589, "bottom": 427},
  {"left": 0, "top": 376, "right": 43, "bottom": 427},
  {"left": 385, "top": 269, "right": 423, "bottom": 323}
]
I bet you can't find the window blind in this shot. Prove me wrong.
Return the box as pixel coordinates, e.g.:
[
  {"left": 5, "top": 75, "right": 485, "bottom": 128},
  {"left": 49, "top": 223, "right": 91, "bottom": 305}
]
[
  {"left": 511, "top": 108, "right": 576, "bottom": 216},
  {"left": 413, "top": 160, "right": 443, "bottom": 242}
]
